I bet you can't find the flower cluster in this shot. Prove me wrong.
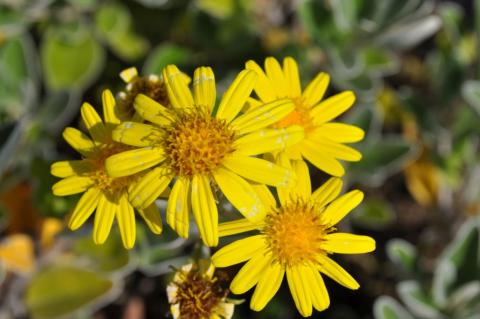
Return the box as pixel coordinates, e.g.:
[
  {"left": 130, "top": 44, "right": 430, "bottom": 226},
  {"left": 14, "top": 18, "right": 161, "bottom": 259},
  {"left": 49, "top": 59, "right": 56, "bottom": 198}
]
[{"left": 51, "top": 57, "right": 375, "bottom": 317}]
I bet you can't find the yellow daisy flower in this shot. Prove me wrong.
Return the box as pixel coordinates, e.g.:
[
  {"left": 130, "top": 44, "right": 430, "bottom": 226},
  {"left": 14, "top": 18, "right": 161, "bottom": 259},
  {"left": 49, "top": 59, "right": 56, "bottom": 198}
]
[
  {"left": 211, "top": 161, "right": 375, "bottom": 317},
  {"left": 167, "top": 260, "right": 236, "bottom": 319},
  {"left": 51, "top": 90, "right": 163, "bottom": 249},
  {"left": 246, "top": 56, "right": 364, "bottom": 176},
  {"left": 105, "top": 65, "right": 304, "bottom": 246}
]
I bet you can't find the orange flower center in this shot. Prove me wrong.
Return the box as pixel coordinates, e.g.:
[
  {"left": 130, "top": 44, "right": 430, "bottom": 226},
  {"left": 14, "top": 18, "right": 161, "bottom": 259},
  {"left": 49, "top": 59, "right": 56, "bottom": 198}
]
[
  {"left": 263, "top": 200, "right": 330, "bottom": 266},
  {"left": 273, "top": 97, "right": 313, "bottom": 131},
  {"left": 173, "top": 267, "right": 227, "bottom": 319},
  {"left": 163, "top": 112, "right": 235, "bottom": 177},
  {"left": 89, "top": 143, "right": 140, "bottom": 194}
]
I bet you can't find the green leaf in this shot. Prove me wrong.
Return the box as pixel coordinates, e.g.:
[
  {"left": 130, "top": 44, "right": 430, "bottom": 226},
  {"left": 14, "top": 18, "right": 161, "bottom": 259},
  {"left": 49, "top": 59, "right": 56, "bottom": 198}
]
[
  {"left": 352, "top": 198, "right": 395, "bottom": 229},
  {"left": 143, "top": 44, "right": 190, "bottom": 75},
  {"left": 374, "top": 296, "right": 414, "bottom": 319},
  {"left": 196, "top": 0, "right": 235, "bottom": 19},
  {"left": 41, "top": 24, "right": 105, "bottom": 91},
  {"left": 438, "top": 219, "right": 480, "bottom": 292},
  {"left": 25, "top": 266, "right": 113, "bottom": 319},
  {"left": 462, "top": 81, "right": 480, "bottom": 116},
  {"left": 95, "top": 3, "right": 130, "bottom": 39},
  {"left": 377, "top": 15, "right": 442, "bottom": 50},
  {"left": 0, "top": 261, "right": 5, "bottom": 285},
  {"left": 330, "top": 0, "right": 359, "bottom": 33},
  {"left": 0, "top": 37, "right": 27, "bottom": 84},
  {"left": 397, "top": 281, "right": 444, "bottom": 319},
  {"left": 74, "top": 231, "right": 130, "bottom": 273},
  {"left": 362, "top": 47, "right": 400, "bottom": 76},
  {"left": 386, "top": 239, "right": 417, "bottom": 272},
  {"left": 350, "top": 137, "right": 419, "bottom": 186}
]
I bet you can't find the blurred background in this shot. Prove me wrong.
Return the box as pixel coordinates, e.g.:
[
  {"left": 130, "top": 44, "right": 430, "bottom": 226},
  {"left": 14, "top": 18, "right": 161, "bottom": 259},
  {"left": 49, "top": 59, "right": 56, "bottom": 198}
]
[{"left": 1, "top": 0, "right": 480, "bottom": 318}]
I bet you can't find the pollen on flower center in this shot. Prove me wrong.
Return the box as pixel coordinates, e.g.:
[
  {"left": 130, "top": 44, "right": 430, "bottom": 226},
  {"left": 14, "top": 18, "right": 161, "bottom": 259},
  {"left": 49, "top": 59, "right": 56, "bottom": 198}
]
[
  {"left": 172, "top": 266, "right": 227, "bottom": 319},
  {"left": 163, "top": 112, "right": 235, "bottom": 177},
  {"left": 263, "top": 200, "right": 329, "bottom": 266},
  {"left": 274, "top": 97, "right": 312, "bottom": 130},
  {"left": 90, "top": 143, "right": 139, "bottom": 193}
]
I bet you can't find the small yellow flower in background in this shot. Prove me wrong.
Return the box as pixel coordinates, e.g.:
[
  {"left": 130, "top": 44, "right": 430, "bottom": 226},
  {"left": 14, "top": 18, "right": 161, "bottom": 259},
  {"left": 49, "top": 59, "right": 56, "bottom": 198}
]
[
  {"left": 0, "top": 234, "right": 35, "bottom": 275},
  {"left": 117, "top": 67, "right": 176, "bottom": 121},
  {"left": 246, "top": 57, "right": 364, "bottom": 176},
  {"left": 212, "top": 161, "right": 375, "bottom": 317},
  {"left": 51, "top": 90, "right": 163, "bottom": 249},
  {"left": 106, "top": 64, "right": 304, "bottom": 247},
  {"left": 167, "top": 260, "right": 236, "bottom": 319}
]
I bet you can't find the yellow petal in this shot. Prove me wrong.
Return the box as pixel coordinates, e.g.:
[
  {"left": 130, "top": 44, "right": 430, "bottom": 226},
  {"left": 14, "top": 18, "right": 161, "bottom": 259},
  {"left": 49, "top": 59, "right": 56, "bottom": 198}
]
[
  {"left": 304, "top": 267, "right": 330, "bottom": 311},
  {"left": 312, "top": 138, "right": 362, "bottom": 161},
  {"left": 286, "top": 265, "right": 313, "bottom": 317},
  {"left": 93, "top": 193, "right": 117, "bottom": 244},
  {"left": 117, "top": 193, "right": 136, "bottom": 249},
  {"left": 68, "top": 187, "right": 101, "bottom": 230},
  {"left": 63, "top": 127, "right": 96, "bottom": 157},
  {"left": 129, "top": 166, "right": 172, "bottom": 209},
  {"left": 214, "top": 303, "right": 234, "bottom": 319},
  {"left": 52, "top": 176, "right": 94, "bottom": 196},
  {"left": 279, "top": 159, "right": 311, "bottom": 204},
  {"left": 166, "top": 177, "right": 190, "bottom": 238},
  {"left": 139, "top": 202, "right": 163, "bottom": 234},
  {"left": 264, "top": 57, "right": 288, "bottom": 97},
  {"left": 105, "top": 147, "right": 165, "bottom": 178},
  {"left": 245, "top": 60, "right": 276, "bottom": 102},
  {"left": 250, "top": 261, "right": 285, "bottom": 311},
  {"left": 301, "top": 139, "right": 345, "bottom": 176},
  {"left": 233, "top": 126, "right": 304, "bottom": 156},
  {"left": 302, "top": 72, "right": 330, "bottom": 107},
  {"left": 119, "top": 67, "right": 138, "bottom": 83},
  {"left": 274, "top": 153, "right": 293, "bottom": 206},
  {"left": 230, "top": 99, "right": 296, "bottom": 134},
  {"left": 222, "top": 155, "right": 294, "bottom": 187},
  {"left": 245, "top": 97, "right": 262, "bottom": 110},
  {"left": 134, "top": 94, "right": 174, "bottom": 125},
  {"left": 317, "top": 254, "right": 359, "bottom": 290},
  {"left": 283, "top": 57, "right": 301, "bottom": 97},
  {"left": 219, "top": 218, "right": 258, "bottom": 237},
  {"left": 311, "top": 177, "right": 343, "bottom": 207},
  {"left": 213, "top": 167, "right": 265, "bottom": 222},
  {"left": 112, "top": 122, "right": 161, "bottom": 147},
  {"left": 191, "top": 174, "right": 219, "bottom": 247},
  {"left": 216, "top": 69, "right": 256, "bottom": 123},
  {"left": 211, "top": 235, "right": 266, "bottom": 267},
  {"left": 322, "top": 190, "right": 363, "bottom": 225},
  {"left": 163, "top": 64, "right": 194, "bottom": 109},
  {"left": 310, "top": 123, "right": 365, "bottom": 143},
  {"left": 50, "top": 160, "right": 92, "bottom": 178},
  {"left": 0, "top": 234, "right": 35, "bottom": 274},
  {"left": 322, "top": 233, "right": 376, "bottom": 254},
  {"left": 310, "top": 91, "right": 355, "bottom": 124},
  {"left": 102, "top": 89, "right": 121, "bottom": 128},
  {"left": 193, "top": 66, "right": 216, "bottom": 112},
  {"left": 251, "top": 184, "right": 276, "bottom": 209},
  {"left": 80, "top": 102, "right": 109, "bottom": 143},
  {"left": 230, "top": 251, "right": 270, "bottom": 294}
]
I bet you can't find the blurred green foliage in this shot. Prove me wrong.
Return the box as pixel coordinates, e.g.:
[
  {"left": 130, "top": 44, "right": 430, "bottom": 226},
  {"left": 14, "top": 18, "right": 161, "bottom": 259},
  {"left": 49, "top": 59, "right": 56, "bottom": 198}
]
[{"left": 375, "top": 219, "right": 480, "bottom": 319}]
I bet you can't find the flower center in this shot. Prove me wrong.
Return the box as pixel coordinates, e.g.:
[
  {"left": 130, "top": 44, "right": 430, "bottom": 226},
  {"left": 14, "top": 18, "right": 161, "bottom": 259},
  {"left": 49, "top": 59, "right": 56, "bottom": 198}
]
[
  {"left": 162, "top": 112, "right": 235, "bottom": 177},
  {"left": 89, "top": 143, "right": 139, "bottom": 194},
  {"left": 173, "top": 267, "right": 227, "bottom": 319},
  {"left": 118, "top": 75, "right": 169, "bottom": 119},
  {"left": 263, "top": 200, "right": 329, "bottom": 267},
  {"left": 273, "top": 97, "right": 313, "bottom": 130}
]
